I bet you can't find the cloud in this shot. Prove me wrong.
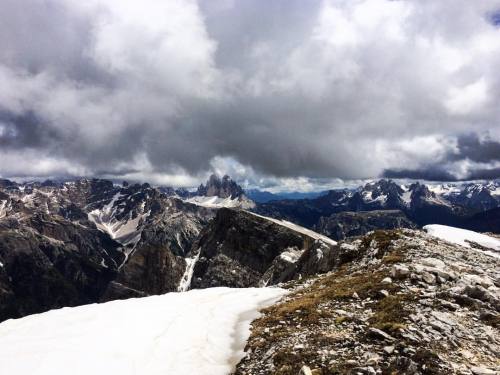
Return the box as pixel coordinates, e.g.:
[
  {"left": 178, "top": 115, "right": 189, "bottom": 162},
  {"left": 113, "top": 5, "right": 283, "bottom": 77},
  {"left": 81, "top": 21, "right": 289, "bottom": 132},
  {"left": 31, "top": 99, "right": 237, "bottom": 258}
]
[
  {"left": 0, "top": 0, "right": 499, "bottom": 187},
  {"left": 383, "top": 133, "right": 500, "bottom": 181}
]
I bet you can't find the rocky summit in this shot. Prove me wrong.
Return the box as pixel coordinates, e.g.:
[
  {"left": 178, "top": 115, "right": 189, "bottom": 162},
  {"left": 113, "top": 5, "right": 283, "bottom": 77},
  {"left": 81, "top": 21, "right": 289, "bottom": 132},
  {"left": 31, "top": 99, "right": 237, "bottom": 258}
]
[{"left": 197, "top": 174, "right": 246, "bottom": 199}]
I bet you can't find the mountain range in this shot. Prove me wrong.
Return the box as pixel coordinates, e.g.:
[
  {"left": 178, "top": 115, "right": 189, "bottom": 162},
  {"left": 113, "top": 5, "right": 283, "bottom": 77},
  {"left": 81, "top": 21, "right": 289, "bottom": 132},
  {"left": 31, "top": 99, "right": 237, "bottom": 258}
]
[{"left": 0, "top": 174, "right": 498, "bottom": 323}]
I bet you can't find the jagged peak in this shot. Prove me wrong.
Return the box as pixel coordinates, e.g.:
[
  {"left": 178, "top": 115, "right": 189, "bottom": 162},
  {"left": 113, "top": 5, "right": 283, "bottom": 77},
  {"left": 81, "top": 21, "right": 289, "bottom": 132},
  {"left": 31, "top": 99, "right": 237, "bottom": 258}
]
[{"left": 197, "top": 173, "right": 245, "bottom": 199}]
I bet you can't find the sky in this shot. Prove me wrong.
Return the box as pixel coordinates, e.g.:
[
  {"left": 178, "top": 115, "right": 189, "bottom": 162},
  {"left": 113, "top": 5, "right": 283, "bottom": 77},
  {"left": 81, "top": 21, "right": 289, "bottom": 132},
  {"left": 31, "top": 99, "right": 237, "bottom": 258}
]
[{"left": 1, "top": 0, "right": 500, "bottom": 190}]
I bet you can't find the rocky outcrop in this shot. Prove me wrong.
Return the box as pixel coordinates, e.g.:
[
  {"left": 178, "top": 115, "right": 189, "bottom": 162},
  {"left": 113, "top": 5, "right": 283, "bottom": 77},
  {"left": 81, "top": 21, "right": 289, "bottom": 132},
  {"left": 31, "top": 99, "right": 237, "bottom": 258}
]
[{"left": 315, "top": 210, "right": 416, "bottom": 240}]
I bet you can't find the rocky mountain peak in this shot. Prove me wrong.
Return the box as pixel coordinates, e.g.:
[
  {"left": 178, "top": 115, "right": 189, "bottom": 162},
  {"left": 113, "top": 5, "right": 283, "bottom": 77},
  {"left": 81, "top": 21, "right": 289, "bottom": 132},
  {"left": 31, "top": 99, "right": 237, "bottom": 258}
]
[{"left": 196, "top": 174, "right": 245, "bottom": 199}]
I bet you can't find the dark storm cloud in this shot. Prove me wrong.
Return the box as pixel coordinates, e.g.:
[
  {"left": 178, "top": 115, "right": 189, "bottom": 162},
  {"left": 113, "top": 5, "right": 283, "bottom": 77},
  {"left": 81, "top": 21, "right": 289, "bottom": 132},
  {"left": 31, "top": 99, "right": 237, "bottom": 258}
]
[
  {"left": 383, "top": 168, "right": 458, "bottom": 182},
  {"left": 383, "top": 133, "right": 500, "bottom": 181},
  {"left": 0, "top": 111, "right": 60, "bottom": 149},
  {"left": 451, "top": 134, "right": 500, "bottom": 163},
  {"left": 0, "top": 0, "right": 499, "bottom": 186},
  {"left": 384, "top": 166, "right": 500, "bottom": 181}
]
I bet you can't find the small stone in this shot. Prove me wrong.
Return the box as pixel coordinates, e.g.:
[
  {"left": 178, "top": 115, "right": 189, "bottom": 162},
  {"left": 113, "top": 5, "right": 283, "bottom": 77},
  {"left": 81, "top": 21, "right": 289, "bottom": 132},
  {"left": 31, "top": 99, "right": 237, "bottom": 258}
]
[
  {"left": 299, "top": 365, "right": 313, "bottom": 375},
  {"left": 381, "top": 277, "right": 392, "bottom": 284},
  {"left": 367, "top": 327, "right": 395, "bottom": 341},
  {"left": 379, "top": 289, "right": 389, "bottom": 298},
  {"left": 420, "top": 257, "right": 446, "bottom": 269},
  {"left": 384, "top": 345, "right": 395, "bottom": 354},
  {"left": 470, "top": 366, "right": 497, "bottom": 375},
  {"left": 352, "top": 292, "right": 360, "bottom": 299},
  {"left": 391, "top": 264, "right": 410, "bottom": 279},
  {"left": 439, "top": 299, "right": 459, "bottom": 311},
  {"left": 421, "top": 271, "right": 436, "bottom": 285}
]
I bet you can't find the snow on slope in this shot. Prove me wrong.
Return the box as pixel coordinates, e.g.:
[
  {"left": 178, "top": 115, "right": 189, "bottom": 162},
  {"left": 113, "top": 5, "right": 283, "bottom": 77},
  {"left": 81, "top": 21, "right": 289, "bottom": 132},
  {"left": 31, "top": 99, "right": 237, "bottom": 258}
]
[
  {"left": 87, "top": 193, "right": 150, "bottom": 249},
  {"left": 0, "top": 200, "right": 8, "bottom": 218},
  {"left": 0, "top": 287, "right": 285, "bottom": 375},
  {"left": 248, "top": 211, "right": 337, "bottom": 246},
  {"left": 424, "top": 224, "right": 500, "bottom": 259},
  {"left": 178, "top": 251, "right": 201, "bottom": 292}
]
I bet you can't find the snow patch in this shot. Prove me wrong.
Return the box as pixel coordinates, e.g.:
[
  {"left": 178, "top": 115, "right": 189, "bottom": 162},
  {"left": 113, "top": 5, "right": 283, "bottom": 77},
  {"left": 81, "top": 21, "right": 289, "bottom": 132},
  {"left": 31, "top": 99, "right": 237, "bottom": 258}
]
[
  {"left": 279, "top": 247, "right": 304, "bottom": 263},
  {"left": 0, "top": 287, "right": 286, "bottom": 375},
  {"left": 178, "top": 250, "right": 201, "bottom": 292},
  {"left": 87, "top": 193, "right": 150, "bottom": 249},
  {"left": 0, "top": 200, "right": 8, "bottom": 218},
  {"left": 423, "top": 224, "right": 500, "bottom": 259}
]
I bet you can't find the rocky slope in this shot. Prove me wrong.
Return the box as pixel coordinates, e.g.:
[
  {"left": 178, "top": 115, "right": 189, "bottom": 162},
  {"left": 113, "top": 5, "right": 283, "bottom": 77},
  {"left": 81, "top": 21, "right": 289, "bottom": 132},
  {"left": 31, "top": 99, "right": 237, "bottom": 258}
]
[
  {"left": 234, "top": 228, "right": 499, "bottom": 375},
  {"left": 0, "top": 213, "right": 124, "bottom": 321}
]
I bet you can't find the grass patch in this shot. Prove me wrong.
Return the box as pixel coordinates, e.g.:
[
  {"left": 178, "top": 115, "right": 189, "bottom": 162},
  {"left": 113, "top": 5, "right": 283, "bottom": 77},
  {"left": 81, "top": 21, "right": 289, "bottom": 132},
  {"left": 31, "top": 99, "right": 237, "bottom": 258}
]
[
  {"left": 369, "top": 294, "right": 414, "bottom": 334},
  {"left": 360, "top": 230, "right": 402, "bottom": 257}
]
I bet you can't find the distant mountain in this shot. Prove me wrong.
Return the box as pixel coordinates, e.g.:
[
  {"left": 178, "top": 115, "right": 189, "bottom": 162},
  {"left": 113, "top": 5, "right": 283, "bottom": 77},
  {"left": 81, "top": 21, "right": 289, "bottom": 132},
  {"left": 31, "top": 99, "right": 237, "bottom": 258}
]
[
  {"left": 245, "top": 189, "right": 328, "bottom": 203},
  {"left": 184, "top": 174, "right": 255, "bottom": 209},
  {"left": 197, "top": 174, "right": 244, "bottom": 198},
  {"left": 254, "top": 179, "right": 500, "bottom": 232}
]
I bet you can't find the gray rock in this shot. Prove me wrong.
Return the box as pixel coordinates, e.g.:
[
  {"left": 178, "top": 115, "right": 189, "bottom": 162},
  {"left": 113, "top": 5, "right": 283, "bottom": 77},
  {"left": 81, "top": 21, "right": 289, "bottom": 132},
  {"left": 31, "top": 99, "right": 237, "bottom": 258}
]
[
  {"left": 367, "top": 327, "right": 396, "bottom": 341},
  {"left": 391, "top": 264, "right": 410, "bottom": 279}
]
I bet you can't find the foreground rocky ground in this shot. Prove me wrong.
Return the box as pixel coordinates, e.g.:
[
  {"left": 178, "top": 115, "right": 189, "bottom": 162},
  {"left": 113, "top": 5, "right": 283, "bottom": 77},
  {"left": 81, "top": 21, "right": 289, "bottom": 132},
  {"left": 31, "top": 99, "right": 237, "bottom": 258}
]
[{"left": 234, "top": 229, "right": 499, "bottom": 375}]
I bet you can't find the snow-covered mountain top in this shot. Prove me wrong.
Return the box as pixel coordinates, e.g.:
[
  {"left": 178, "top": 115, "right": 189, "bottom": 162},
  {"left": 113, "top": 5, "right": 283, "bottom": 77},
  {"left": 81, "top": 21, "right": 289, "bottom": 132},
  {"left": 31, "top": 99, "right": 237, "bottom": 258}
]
[
  {"left": 424, "top": 224, "right": 500, "bottom": 258},
  {"left": 0, "top": 287, "right": 285, "bottom": 375}
]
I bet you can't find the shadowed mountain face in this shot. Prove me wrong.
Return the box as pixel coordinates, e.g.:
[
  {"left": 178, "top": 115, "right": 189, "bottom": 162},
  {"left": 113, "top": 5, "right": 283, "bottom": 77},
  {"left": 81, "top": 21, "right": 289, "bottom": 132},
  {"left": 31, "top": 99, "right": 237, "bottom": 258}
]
[
  {"left": 315, "top": 210, "right": 417, "bottom": 241},
  {"left": 189, "top": 208, "right": 336, "bottom": 289}
]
